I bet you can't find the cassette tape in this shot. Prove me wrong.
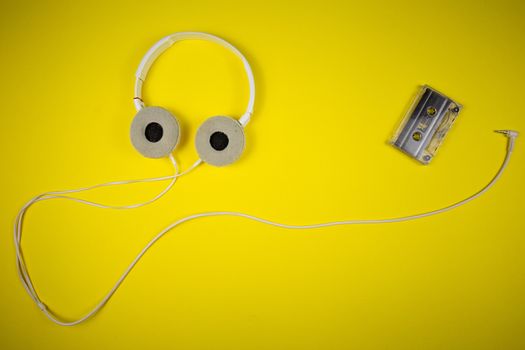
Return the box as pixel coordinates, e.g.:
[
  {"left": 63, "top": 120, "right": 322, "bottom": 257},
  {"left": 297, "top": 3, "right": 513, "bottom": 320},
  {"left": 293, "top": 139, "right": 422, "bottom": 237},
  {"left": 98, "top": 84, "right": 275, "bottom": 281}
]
[{"left": 391, "top": 85, "right": 462, "bottom": 164}]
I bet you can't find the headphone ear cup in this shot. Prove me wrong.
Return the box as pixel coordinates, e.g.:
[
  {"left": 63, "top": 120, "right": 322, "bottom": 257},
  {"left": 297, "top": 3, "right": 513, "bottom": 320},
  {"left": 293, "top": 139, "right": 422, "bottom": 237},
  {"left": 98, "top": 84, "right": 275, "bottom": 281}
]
[
  {"left": 195, "top": 116, "right": 245, "bottom": 166},
  {"left": 130, "top": 107, "right": 180, "bottom": 158}
]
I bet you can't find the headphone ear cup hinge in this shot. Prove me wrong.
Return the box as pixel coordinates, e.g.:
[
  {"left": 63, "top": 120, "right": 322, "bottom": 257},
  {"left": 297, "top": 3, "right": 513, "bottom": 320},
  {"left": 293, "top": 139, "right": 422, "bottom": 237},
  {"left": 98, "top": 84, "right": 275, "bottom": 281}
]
[{"left": 239, "top": 112, "right": 251, "bottom": 127}]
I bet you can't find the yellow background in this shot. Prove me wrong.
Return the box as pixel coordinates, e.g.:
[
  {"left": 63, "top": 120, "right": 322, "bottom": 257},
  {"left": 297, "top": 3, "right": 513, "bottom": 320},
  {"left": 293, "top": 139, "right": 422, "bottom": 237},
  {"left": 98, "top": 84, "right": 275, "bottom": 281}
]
[{"left": 1, "top": 0, "right": 524, "bottom": 349}]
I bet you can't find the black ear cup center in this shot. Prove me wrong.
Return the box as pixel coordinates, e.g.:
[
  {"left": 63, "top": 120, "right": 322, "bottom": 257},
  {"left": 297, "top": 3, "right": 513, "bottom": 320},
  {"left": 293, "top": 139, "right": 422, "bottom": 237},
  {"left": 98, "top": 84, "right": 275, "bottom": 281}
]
[
  {"left": 209, "top": 131, "right": 229, "bottom": 151},
  {"left": 195, "top": 116, "right": 245, "bottom": 166},
  {"left": 145, "top": 122, "right": 163, "bottom": 143}
]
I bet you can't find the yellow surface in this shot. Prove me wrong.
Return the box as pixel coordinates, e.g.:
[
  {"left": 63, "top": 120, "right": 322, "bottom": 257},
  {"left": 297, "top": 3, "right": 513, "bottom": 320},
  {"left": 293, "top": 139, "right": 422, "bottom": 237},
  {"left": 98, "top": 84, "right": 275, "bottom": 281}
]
[{"left": 1, "top": 0, "right": 524, "bottom": 348}]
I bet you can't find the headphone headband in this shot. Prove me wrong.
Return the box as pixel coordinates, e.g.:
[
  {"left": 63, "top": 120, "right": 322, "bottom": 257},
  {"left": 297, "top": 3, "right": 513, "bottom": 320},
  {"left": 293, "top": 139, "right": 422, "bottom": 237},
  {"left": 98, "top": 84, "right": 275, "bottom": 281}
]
[{"left": 134, "top": 32, "right": 255, "bottom": 126}]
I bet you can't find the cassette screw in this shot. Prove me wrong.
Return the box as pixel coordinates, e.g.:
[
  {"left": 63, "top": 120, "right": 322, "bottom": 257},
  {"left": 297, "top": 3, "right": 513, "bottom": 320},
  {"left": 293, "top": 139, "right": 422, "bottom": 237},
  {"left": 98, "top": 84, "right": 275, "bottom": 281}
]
[
  {"left": 412, "top": 132, "right": 422, "bottom": 141},
  {"left": 426, "top": 106, "right": 437, "bottom": 117}
]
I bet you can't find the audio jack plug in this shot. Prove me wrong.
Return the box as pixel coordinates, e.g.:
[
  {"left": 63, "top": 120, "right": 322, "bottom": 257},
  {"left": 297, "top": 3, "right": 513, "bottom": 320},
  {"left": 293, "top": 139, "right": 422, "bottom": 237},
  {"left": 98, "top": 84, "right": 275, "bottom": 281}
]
[{"left": 495, "top": 130, "right": 519, "bottom": 152}]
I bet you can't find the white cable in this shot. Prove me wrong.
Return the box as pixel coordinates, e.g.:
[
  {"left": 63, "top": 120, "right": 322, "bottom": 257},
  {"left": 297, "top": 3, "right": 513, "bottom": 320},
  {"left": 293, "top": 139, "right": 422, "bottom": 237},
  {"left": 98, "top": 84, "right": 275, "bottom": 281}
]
[
  {"left": 14, "top": 155, "right": 202, "bottom": 326},
  {"left": 14, "top": 131, "right": 518, "bottom": 326}
]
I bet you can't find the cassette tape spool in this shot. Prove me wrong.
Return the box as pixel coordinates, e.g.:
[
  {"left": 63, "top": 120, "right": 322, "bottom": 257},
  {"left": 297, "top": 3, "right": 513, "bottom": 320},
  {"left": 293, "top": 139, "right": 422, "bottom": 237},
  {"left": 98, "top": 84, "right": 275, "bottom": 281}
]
[{"left": 392, "top": 86, "right": 462, "bottom": 164}]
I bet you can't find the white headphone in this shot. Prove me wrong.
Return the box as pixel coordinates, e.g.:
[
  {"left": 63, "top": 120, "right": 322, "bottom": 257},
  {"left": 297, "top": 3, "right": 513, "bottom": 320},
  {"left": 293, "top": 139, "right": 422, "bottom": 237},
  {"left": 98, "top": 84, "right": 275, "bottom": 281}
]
[
  {"left": 13, "top": 32, "right": 518, "bottom": 327},
  {"left": 130, "top": 32, "right": 255, "bottom": 165}
]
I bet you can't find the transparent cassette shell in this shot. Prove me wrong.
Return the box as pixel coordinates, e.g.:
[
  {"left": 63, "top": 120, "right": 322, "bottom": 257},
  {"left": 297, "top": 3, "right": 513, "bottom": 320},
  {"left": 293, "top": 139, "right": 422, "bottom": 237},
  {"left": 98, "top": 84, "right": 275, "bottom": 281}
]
[{"left": 391, "top": 85, "right": 462, "bottom": 164}]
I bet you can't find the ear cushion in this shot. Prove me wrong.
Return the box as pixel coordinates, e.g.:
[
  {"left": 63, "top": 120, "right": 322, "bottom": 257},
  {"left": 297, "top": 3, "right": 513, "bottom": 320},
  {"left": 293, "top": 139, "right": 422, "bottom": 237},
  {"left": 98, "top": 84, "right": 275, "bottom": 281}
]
[
  {"left": 195, "top": 116, "right": 245, "bottom": 166},
  {"left": 130, "top": 107, "right": 180, "bottom": 158}
]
